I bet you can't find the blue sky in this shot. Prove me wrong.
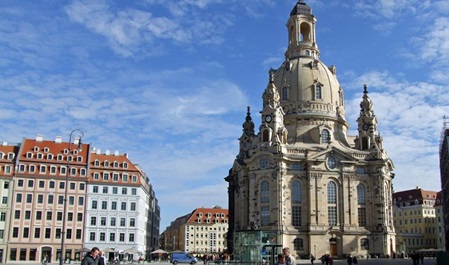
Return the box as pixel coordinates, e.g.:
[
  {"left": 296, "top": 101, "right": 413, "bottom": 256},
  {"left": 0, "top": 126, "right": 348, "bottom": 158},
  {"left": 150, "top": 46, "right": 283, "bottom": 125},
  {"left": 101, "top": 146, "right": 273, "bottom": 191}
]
[{"left": 1, "top": 0, "right": 449, "bottom": 230}]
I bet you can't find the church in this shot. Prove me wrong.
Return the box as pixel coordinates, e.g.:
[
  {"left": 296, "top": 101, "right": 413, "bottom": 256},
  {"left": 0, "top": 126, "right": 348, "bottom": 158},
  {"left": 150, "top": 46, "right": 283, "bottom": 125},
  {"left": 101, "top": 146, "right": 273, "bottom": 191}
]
[{"left": 225, "top": 0, "right": 396, "bottom": 260}]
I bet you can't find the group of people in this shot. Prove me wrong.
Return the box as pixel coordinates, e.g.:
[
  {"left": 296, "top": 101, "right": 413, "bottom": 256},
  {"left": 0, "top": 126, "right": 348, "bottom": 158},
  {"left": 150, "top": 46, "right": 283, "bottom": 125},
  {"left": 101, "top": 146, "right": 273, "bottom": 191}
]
[
  {"left": 81, "top": 247, "right": 107, "bottom": 265},
  {"left": 275, "top": 248, "right": 296, "bottom": 265}
]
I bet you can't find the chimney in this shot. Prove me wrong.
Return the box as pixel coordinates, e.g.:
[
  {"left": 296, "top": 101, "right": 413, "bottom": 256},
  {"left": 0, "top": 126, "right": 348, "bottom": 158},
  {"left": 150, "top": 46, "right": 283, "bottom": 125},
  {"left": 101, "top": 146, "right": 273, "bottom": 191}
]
[
  {"left": 2, "top": 141, "right": 7, "bottom": 146},
  {"left": 55, "top": 136, "right": 62, "bottom": 143},
  {"left": 36, "top": 134, "right": 44, "bottom": 142},
  {"left": 105, "top": 149, "right": 110, "bottom": 155},
  {"left": 96, "top": 149, "right": 101, "bottom": 155},
  {"left": 114, "top": 150, "right": 119, "bottom": 156}
]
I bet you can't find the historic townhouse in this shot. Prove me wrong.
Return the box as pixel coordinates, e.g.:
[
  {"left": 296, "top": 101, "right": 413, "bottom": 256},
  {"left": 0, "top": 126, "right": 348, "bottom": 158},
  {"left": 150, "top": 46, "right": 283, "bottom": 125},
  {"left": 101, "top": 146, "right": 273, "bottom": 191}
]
[
  {"left": 226, "top": 0, "right": 395, "bottom": 260},
  {"left": 84, "top": 150, "right": 155, "bottom": 260},
  {"left": 163, "top": 206, "right": 229, "bottom": 255},
  {"left": 435, "top": 192, "right": 445, "bottom": 250},
  {"left": 9, "top": 135, "right": 89, "bottom": 263},
  {"left": 0, "top": 142, "right": 19, "bottom": 263},
  {"left": 0, "top": 135, "right": 159, "bottom": 263},
  {"left": 393, "top": 187, "right": 438, "bottom": 253}
]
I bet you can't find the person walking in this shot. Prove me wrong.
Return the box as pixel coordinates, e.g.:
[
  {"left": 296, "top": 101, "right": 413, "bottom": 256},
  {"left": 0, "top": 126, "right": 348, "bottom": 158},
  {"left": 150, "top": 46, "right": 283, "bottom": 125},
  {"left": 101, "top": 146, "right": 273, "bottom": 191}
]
[
  {"left": 82, "top": 247, "right": 100, "bottom": 265},
  {"left": 42, "top": 254, "right": 49, "bottom": 265},
  {"left": 99, "top": 251, "right": 106, "bottom": 265},
  {"left": 310, "top": 254, "right": 315, "bottom": 265},
  {"left": 283, "top": 248, "right": 296, "bottom": 265},
  {"left": 346, "top": 254, "right": 352, "bottom": 265},
  {"left": 276, "top": 254, "right": 287, "bottom": 265}
]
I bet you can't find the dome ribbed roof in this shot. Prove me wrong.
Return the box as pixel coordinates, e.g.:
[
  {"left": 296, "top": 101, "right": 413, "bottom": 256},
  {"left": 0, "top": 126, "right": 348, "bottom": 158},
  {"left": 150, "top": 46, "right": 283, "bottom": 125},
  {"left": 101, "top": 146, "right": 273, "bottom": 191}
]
[{"left": 290, "top": 0, "right": 312, "bottom": 16}]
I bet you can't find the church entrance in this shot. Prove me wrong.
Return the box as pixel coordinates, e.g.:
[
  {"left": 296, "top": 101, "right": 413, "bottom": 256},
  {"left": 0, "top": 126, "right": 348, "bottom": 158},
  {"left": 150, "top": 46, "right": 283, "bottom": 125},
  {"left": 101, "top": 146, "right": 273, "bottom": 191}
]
[{"left": 329, "top": 238, "right": 337, "bottom": 257}]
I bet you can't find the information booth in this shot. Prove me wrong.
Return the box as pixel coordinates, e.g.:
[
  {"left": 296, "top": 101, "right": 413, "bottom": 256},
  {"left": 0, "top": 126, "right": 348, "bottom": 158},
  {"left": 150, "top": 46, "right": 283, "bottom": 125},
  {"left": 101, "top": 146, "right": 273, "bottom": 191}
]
[{"left": 233, "top": 231, "right": 281, "bottom": 265}]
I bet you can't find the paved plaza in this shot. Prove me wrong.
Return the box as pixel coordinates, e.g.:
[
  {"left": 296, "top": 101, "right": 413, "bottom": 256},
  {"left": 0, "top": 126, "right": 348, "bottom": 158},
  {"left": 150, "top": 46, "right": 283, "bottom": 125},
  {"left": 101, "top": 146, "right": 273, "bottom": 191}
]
[{"left": 4, "top": 259, "right": 439, "bottom": 265}]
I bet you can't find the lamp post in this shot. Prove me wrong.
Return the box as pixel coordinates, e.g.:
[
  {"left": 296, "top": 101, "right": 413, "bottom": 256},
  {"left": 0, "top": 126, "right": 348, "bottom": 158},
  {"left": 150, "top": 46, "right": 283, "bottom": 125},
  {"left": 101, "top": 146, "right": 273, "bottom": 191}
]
[{"left": 60, "top": 129, "right": 84, "bottom": 265}]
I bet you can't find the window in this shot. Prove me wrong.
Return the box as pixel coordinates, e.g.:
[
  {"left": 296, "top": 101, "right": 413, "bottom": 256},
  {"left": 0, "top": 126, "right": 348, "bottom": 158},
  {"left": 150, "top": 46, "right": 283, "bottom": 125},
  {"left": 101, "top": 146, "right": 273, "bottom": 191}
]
[
  {"left": 132, "top": 188, "right": 137, "bottom": 195},
  {"left": 90, "top": 232, "right": 95, "bottom": 241},
  {"left": 59, "top": 182, "right": 65, "bottom": 189},
  {"left": 113, "top": 173, "right": 119, "bottom": 181},
  {"left": 58, "top": 196, "right": 64, "bottom": 205},
  {"left": 130, "top": 218, "right": 135, "bottom": 227},
  {"left": 327, "top": 181, "right": 337, "bottom": 226},
  {"left": 321, "top": 129, "right": 330, "bottom": 143},
  {"left": 39, "top": 181, "right": 45, "bottom": 188},
  {"left": 357, "top": 184, "right": 366, "bottom": 205},
  {"left": 103, "top": 172, "right": 109, "bottom": 180},
  {"left": 18, "top": 180, "right": 24, "bottom": 187},
  {"left": 121, "top": 202, "right": 126, "bottom": 211},
  {"left": 48, "top": 194, "right": 54, "bottom": 204},
  {"left": 110, "top": 217, "right": 116, "bottom": 226},
  {"left": 12, "top": 227, "right": 19, "bottom": 238},
  {"left": 261, "top": 206, "right": 270, "bottom": 226},
  {"left": 79, "top": 183, "right": 85, "bottom": 190},
  {"left": 49, "top": 181, "right": 55, "bottom": 189},
  {"left": 282, "top": 86, "right": 289, "bottom": 101},
  {"left": 130, "top": 202, "right": 136, "bottom": 211},
  {"left": 1, "top": 197, "right": 7, "bottom": 204},
  {"left": 120, "top": 218, "right": 126, "bottom": 227},
  {"left": 122, "top": 188, "right": 127, "bottom": 195},
  {"left": 55, "top": 228, "right": 61, "bottom": 239},
  {"left": 46, "top": 211, "right": 52, "bottom": 221},
  {"left": 292, "top": 206, "right": 301, "bottom": 227},
  {"left": 77, "top": 213, "right": 83, "bottom": 222},
  {"left": 112, "top": 187, "right": 118, "bottom": 194},
  {"left": 101, "top": 217, "right": 107, "bottom": 226},
  {"left": 45, "top": 228, "right": 51, "bottom": 238},
  {"left": 326, "top": 156, "right": 337, "bottom": 170},
  {"left": 16, "top": 193, "right": 22, "bottom": 203},
  {"left": 37, "top": 194, "right": 43, "bottom": 203},
  {"left": 101, "top": 201, "right": 107, "bottom": 210},
  {"left": 25, "top": 210, "right": 31, "bottom": 220},
  {"left": 111, "top": 201, "right": 117, "bottom": 210},
  {"left": 314, "top": 83, "right": 322, "bottom": 99},
  {"left": 93, "top": 173, "right": 99, "bottom": 180},
  {"left": 76, "top": 229, "right": 82, "bottom": 239},
  {"left": 4, "top": 182, "right": 9, "bottom": 189},
  {"left": 358, "top": 208, "right": 367, "bottom": 227},
  {"left": 102, "top": 187, "right": 108, "bottom": 194},
  {"left": 129, "top": 233, "right": 135, "bottom": 242},
  {"left": 26, "top": 194, "right": 33, "bottom": 203},
  {"left": 360, "top": 238, "right": 369, "bottom": 250},
  {"left": 34, "top": 228, "right": 40, "bottom": 238},
  {"left": 36, "top": 211, "right": 42, "bottom": 220},
  {"left": 100, "top": 232, "right": 106, "bottom": 241},
  {"left": 91, "top": 217, "right": 97, "bottom": 226},
  {"left": 261, "top": 181, "right": 269, "bottom": 203},
  {"left": 110, "top": 233, "right": 116, "bottom": 241},
  {"left": 0, "top": 212, "right": 5, "bottom": 221},
  {"left": 68, "top": 212, "right": 73, "bottom": 221},
  {"left": 28, "top": 180, "right": 34, "bottom": 187},
  {"left": 39, "top": 165, "right": 46, "bottom": 173},
  {"left": 119, "top": 233, "right": 125, "bottom": 242},
  {"left": 14, "top": 210, "right": 20, "bottom": 219},
  {"left": 92, "top": 200, "right": 97, "bottom": 209},
  {"left": 293, "top": 238, "right": 304, "bottom": 251},
  {"left": 93, "top": 186, "right": 98, "bottom": 193},
  {"left": 79, "top": 197, "right": 84, "bottom": 206},
  {"left": 327, "top": 182, "right": 336, "bottom": 203}
]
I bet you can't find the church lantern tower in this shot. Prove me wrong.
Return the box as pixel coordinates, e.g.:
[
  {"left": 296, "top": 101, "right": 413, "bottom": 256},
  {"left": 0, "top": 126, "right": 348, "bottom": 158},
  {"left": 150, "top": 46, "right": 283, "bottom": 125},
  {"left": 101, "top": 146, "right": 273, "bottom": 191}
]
[{"left": 226, "top": 0, "right": 395, "bottom": 260}]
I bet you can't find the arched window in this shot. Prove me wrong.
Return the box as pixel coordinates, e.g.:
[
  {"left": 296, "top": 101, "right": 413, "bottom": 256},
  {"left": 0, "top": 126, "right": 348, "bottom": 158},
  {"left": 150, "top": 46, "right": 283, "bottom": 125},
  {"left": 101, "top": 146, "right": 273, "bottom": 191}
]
[
  {"left": 293, "top": 238, "right": 304, "bottom": 250},
  {"left": 321, "top": 129, "right": 330, "bottom": 143},
  {"left": 327, "top": 181, "right": 337, "bottom": 226},
  {"left": 357, "top": 184, "right": 366, "bottom": 205},
  {"left": 314, "top": 84, "right": 322, "bottom": 99},
  {"left": 261, "top": 181, "right": 269, "bottom": 203},
  {"left": 291, "top": 181, "right": 302, "bottom": 226},
  {"left": 327, "top": 182, "right": 336, "bottom": 203},
  {"left": 292, "top": 181, "right": 301, "bottom": 203}
]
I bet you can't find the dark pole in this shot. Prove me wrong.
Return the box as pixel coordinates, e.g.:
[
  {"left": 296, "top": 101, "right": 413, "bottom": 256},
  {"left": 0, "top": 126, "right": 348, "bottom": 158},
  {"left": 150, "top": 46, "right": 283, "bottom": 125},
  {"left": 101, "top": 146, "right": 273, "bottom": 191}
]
[{"left": 60, "top": 129, "right": 84, "bottom": 265}]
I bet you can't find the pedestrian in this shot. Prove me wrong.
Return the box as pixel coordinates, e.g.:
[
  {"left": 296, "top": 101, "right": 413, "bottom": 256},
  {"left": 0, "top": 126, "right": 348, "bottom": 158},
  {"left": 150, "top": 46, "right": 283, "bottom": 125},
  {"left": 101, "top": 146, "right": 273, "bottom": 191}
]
[
  {"left": 276, "top": 254, "right": 287, "bottom": 265},
  {"left": 328, "top": 256, "right": 333, "bottom": 265},
  {"left": 99, "top": 251, "right": 106, "bottom": 265},
  {"left": 82, "top": 247, "right": 100, "bottom": 265},
  {"left": 283, "top": 248, "right": 296, "bottom": 265},
  {"left": 42, "top": 254, "right": 49, "bottom": 265},
  {"left": 346, "top": 254, "right": 352, "bottom": 265},
  {"left": 420, "top": 252, "right": 424, "bottom": 264},
  {"left": 310, "top": 254, "right": 315, "bottom": 265},
  {"left": 352, "top": 256, "right": 357, "bottom": 264}
]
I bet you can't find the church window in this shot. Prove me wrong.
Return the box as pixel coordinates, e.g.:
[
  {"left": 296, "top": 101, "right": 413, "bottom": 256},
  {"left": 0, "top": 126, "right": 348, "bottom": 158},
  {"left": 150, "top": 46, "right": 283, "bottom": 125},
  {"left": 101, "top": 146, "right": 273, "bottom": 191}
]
[
  {"left": 326, "top": 156, "right": 337, "bottom": 170},
  {"left": 261, "top": 206, "right": 270, "bottom": 226},
  {"left": 260, "top": 181, "right": 269, "bottom": 203},
  {"left": 358, "top": 208, "right": 367, "bottom": 227},
  {"left": 327, "top": 181, "right": 336, "bottom": 203},
  {"left": 293, "top": 238, "right": 304, "bottom": 251},
  {"left": 321, "top": 129, "right": 330, "bottom": 143},
  {"left": 282, "top": 87, "right": 289, "bottom": 101},
  {"left": 292, "top": 181, "right": 301, "bottom": 203},
  {"left": 360, "top": 238, "right": 369, "bottom": 250},
  {"left": 327, "top": 181, "right": 337, "bottom": 226},
  {"left": 357, "top": 184, "right": 366, "bottom": 205},
  {"left": 291, "top": 163, "right": 301, "bottom": 170},
  {"left": 314, "top": 84, "right": 322, "bottom": 100},
  {"left": 291, "top": 181, "right": 301, "bottom": 226}
]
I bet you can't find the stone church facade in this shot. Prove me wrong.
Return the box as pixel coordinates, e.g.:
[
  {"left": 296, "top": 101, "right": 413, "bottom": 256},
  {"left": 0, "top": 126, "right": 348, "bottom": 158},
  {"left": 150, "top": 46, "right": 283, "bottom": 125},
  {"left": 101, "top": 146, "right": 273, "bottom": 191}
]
[{"left": 226, "top": 0, "right": 396, "bottom": 259}]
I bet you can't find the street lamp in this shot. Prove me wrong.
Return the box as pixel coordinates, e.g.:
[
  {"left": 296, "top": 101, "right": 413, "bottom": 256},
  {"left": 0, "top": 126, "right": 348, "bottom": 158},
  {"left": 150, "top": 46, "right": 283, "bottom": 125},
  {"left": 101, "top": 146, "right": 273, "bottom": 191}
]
[{"left": 60, "top": 129, "right": 84, "bottom": 265}]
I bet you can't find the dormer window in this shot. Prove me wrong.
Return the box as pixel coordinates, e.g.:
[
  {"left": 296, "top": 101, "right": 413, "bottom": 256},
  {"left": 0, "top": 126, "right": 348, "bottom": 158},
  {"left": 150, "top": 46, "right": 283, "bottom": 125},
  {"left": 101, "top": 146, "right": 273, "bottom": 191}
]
[
  {"left": 320, "top": 129, "right": 330, "bottom": 144},
  {"left": 94, "top": 160, "right": 100, "bottom": 166},
  {"left": 8, "top": 153, "right": 14, "bottom": 160},
  {"left": 77, "top": 156, "right": 82, "bottom": 162},
  {"left": 26, "top": 152, "right": 33, "bottom": 159},
  {"left": 57, "top": 154, "right": 63, "bottom": 161},
  {"left": 314, "top": 83, "right": 323, "bottom": 100},
  {"left": 37, "top": 153, "right": 43, "bottom": 159},
  {"left": 44, "top": 147, "right": 49, "bottom": 153},
  {"left": 47, "top": 154, "right": 53, "bottom": 160},
  {"left": 34, "top": 146, "right": 39, "bottom": 152},
  {"left": 123, "top": 162, "right": 128, "bottom": 169},
  {"left": 63, "top": 149, "right": 69, "bottom": 154},
  {"left": 113, "top": 161, "right": 119, "bottom": 168},
  {"left": 104, "top": 161, "right": 110, "bottom": 167}
]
